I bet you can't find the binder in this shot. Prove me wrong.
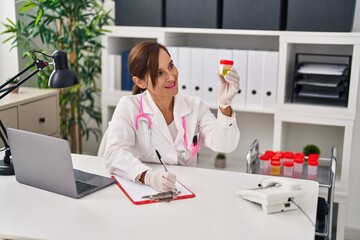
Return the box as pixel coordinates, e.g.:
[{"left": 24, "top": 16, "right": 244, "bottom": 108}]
[
  {"left": 177, "top": 47, "right": 191, "bottom": 96},
  {"left": 190, "top": 48, "right": 204, "bottom": 98},
  {"left": 121, "top": 50, "right": 134, "bottom": 91},
  {"left": 114, "top": 54, "right": 121, "bottom": 90},
  {"left": 113, "top": 175, "right": 195, "bottom": 205},
  {"left": 247, "top": 50, "right": 264, "bottom": 107},
  {"left": 107, "top": 54, "right": 116, "bottom": 90},
  {"left": 262, "top": 51, "right": 278, "bottom": 108},
  {"left": 167, "top": 46, "right": 178, "bottom": 66},
  {"left": 218, "top": 49, "right": 233, "bottom": 64},
  {"left": 232, "top": 50, "right": 248, "bottom": 108},
  {"left": 203, "top": 48, "right": 219, "bottom": 106}
]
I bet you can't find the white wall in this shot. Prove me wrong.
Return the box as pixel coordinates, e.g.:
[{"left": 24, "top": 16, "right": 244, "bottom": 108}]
[
  {"left": 347, "top": 1, "right": 360, "bottom": 238},
  {"left": 0, "top": 0, "right": 19, "bottom": 84}
]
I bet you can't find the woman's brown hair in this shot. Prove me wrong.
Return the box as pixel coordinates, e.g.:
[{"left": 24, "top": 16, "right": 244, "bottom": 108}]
[{"left": 128, "top": 41, "right": 170, "bottom": 95}]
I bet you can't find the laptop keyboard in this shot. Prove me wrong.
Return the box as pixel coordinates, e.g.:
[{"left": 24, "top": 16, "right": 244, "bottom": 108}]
[{"left": 76, "top": 181, "right": 97, "bottom": 194}]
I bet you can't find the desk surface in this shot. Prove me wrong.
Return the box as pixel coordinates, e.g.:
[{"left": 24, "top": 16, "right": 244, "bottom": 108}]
[{"left": 0, "top": 154, "right": 319, "bottom": 240}]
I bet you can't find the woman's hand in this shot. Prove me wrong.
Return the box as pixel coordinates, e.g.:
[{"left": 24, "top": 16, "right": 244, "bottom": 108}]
[
  {"left": 217, "top": 68, "right": 240, "bottom": 109},
  {"left": 144, "top": 169, "right": 177, "bottom": 192}
]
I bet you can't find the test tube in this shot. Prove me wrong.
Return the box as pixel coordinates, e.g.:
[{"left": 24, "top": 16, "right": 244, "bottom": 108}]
[
  {"left": 307, "top": 159, "right": 319, "bottom": 180},
  {"left": 264, "top": 150, "right": 275, "bottom": 158},
  {"left": 283, "top": 151, "right": 294, "bottom": 160},
  {"left": 259, "top": 154, "right": 270, "bottom": 175},
  {"left": 219, "top": 59, "right": 234, "bottom": 76},
  {"left": 294, "top": 152, "right": 305, "bottom": 159},
  {"left": 270, "top": 160, "right": 281, "bottom": 176},
  {"left": 283, "top": 160, "right": 294, "bottom": 177},
  {"left": 308, "top": 153, "right": 320, "bottom": 162},
  {"left": 274, "top": 151, "right": 283, "bottom": 158},
  {"left": 271, "top": 156, "right": 281, "bottom": 163},
  {"left": 293, "top": 157, "right": 304, "bottom": 178}
]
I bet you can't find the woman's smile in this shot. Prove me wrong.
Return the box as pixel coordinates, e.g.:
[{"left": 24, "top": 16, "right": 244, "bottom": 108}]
[{"left": 165, "top": 82, "right": 176, "bottom": 89}]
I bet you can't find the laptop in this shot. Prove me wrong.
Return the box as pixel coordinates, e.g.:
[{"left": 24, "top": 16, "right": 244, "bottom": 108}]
[{"left": 7, "top": 128, "right": 115, "bottom": 199}]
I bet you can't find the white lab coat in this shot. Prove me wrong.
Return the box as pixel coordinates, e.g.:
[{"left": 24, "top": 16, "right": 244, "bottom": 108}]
[{"left": 103, "top": 91, "right": 240, "bottom": 181}]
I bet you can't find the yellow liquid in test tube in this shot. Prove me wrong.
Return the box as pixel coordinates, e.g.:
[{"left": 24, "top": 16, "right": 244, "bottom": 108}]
[{"left": 219, "top": 59, "right": 234, "bottom": 76}]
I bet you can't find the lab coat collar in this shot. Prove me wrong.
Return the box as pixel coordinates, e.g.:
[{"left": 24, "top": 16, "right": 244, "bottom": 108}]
[
  {"left": 141, "top": 91, "right": 193, "bottom": 150},
  {"left": 141, "top": 91, "right": 192, "bottom": 118}
]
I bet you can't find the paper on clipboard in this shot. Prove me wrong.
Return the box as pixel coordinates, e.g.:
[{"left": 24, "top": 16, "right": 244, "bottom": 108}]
[{"left": 112, "top": 175, "right": 195, "bottom": 205}]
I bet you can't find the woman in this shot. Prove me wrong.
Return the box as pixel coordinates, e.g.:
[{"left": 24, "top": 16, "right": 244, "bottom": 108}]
[{"left": 103, "top": 41, "right": 240, "bottom": 192}]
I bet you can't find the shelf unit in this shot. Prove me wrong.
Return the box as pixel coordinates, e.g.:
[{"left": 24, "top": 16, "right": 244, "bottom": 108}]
[
  {"left": 0, "top": 87, "right": 60, "bottom": 148},
  {"left": 101, "top": 26, "right": 360, "bottom": 240}
]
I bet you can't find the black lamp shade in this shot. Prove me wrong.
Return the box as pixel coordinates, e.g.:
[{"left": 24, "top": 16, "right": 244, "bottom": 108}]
[{"left": 48, "top": 50, "right": 79, "bottom": 88}]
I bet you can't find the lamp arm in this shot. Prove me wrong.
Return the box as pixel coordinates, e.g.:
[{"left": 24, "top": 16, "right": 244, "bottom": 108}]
[
  {"left": 0, "top": 61, "right": 36, "bottom": 91},
  {"left": 0, "top": 120, "right": 9, "bottom": 147},
  {"left": 0, "top": 120, "right": 11, "bottom": 165},
  {"left": 0, "top": 59, "right": 49, "bottom": 100}
]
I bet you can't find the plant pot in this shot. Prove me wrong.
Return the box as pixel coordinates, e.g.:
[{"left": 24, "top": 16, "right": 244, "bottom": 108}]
[
  {"left": 9, "top": 84, "right": 19, "bottom": 93},
  {"left": 215, "top": 158, "right": 226, "bottom": 168}
]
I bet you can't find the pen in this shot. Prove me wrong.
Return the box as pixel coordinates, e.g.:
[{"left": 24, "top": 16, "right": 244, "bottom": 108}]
[
  {"left": 155, "top": 149, "right": 168, "bottom": 172},
  {"left": 155, "top": 149, "right": 177, "bottom": 192},
  {"left": 142, "top": 191, "right": 178, "bottom": 200}
]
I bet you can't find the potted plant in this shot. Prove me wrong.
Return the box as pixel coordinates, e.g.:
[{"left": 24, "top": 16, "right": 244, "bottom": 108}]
[
  {"left": 1, "top": 0, "right": 113, "bottom": 153},
  {"left": 303, "top": 144, "right": 321, "bottom": 156},
  {"left": 214, "top": 152, "right": 226, "bottom": 168}
]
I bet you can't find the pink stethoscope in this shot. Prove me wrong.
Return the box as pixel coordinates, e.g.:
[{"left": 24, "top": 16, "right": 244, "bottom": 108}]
[{"left": 134, "top": 92, "right": 200, "bottom": 161}]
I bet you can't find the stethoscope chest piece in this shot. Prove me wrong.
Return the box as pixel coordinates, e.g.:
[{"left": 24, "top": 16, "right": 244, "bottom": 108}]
[{"left": 181, "top": 149, "right": 191, "bottom": 161}]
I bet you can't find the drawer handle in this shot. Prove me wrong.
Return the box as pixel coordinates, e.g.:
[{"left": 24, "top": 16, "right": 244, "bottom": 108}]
[{"left": 39, "top": 117, "right": 46, "bottom": 123}]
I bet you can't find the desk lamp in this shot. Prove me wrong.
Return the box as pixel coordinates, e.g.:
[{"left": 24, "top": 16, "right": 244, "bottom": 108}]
[{"left": 0, "top": 50, "right": 79, "bottom": 175}]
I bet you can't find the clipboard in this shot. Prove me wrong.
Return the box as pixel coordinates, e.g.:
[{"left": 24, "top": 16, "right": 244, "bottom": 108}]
[{"left": 112, "top": 175, "right": 195, "bottom": 205}]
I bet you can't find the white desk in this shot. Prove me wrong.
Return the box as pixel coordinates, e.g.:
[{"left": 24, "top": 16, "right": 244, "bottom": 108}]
[{"left": 0, "top": 154, "right": 319, "bottom": 240}]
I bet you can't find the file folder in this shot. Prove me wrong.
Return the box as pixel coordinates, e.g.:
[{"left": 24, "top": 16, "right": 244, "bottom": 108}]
[
  {"left": 218, "top": 49, "right": 233, "bottom": 64},
  {"left": 247, "top": 50, "right": 264, "bottom": 107},
  {"left": 113, "top": 175, "right": 195, "bottom": 205},
  {"left": 178, "top": 47, "right": 191, "bottom": 96},
  {"left": 121, "top": 50, "right": 134, "bottom": 91},
  {"left": 203, "top": 48, "right": 219, "bottom": 106},
  {"left": 167, "top": 46, "right": 178, "bottom": 66},
  {"left": 107, "top": 54, "right": 116, "bottom": 90},
  {"left": 114, "top": 54, "right": 121, "bottom": 90},
  {"left": 233, "top": 50, "right": 248, "bottom": 108},
  {"left": 262, "top": 51, "right": 278, "bottom": 108},
  {"left": 190, "top": 48, "right": 205, "bottom": 98}
]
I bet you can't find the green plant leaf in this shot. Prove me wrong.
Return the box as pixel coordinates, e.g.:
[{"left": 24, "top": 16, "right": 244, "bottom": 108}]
[{"left": 1, "top": 0, "right": 114, "bottom": 153}]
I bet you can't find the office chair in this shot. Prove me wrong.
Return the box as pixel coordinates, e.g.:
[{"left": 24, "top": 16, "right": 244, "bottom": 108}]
[{"left": 97, "top": 128, "right": 108, "bottom": 157}]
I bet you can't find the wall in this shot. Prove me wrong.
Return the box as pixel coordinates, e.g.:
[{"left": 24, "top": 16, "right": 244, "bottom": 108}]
[
  {"left": 0, "top": 0, "right": 19, "bottom": 84},
  {"left": 347, "top": 2, "right": 360, "bottom": 238}
]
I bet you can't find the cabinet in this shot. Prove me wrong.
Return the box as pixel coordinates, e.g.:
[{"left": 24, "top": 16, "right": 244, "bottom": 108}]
[
  {"left": 101, "top": 26, "right": 360, "bottom": 240},
  {"left": 0, "top": 87, "right": 60, "bottom": 147}
]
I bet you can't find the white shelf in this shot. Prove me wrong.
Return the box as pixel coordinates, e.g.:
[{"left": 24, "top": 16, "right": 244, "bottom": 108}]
[{"left": 101, "top": 26, "right": 360, "bottom": 240}]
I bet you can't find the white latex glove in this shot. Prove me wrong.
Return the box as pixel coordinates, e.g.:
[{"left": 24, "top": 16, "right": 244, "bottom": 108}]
[
  {"left": 144, "top": 169, "right": 177, "bottom": 192},
  {"left": 217, "top": 68, "right": 240, "bottom": 108}
]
